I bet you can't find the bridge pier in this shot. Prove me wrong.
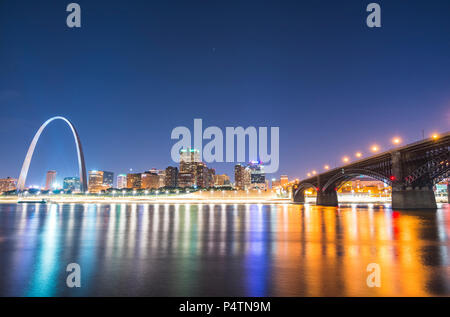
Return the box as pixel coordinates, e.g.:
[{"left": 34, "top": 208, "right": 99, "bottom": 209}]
[
  {"left": 293, "top": 190, "right": 305, "bottom": 203},
  {"left": 392, "top": 187, "right": 437, "bottom": 210},
  {"left": 316, "top": 191, "right": 338, "bottom": 207}
]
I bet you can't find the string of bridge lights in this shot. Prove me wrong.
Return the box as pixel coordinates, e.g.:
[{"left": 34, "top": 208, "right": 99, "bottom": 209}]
[{"left": 305, "top": 133, "right": 440, "bottom": 178}]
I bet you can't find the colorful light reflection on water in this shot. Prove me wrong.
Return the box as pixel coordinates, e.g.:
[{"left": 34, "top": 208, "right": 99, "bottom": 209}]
[{"left": 0, "top": 203, "right": 449, "bottom": 296}]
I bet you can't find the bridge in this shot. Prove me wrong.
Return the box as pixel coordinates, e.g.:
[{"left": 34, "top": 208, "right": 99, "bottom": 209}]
[{"left": 293, "top": 132, "right": 450, "bottom": 209}]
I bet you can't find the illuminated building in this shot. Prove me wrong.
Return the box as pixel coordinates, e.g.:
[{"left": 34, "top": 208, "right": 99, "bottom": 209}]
[
  {"left": 127, "top": 173, "right": 142, "bottom": 189},
  {"left": 157, "top": 170, "right": 166, "bottom": 188},
  {"left": 234, "top": 164, "right": 251, "bottom": 190},
  {"left": 214, "top": 174, "right": 230, "bottom": 186},
  {"left": 280, "top": 175, "right": 288, "bottom": 186},
  {"left": 178, "top": 172, "right": 194, "bottom": 188},
  {"left": 208, "top": 168, "right": 215, "bottom": 187},
  {"left": 141, "top": 171, "right": 160, "bottom": 189},
  {"left": 117, "top": 174, "right": 127, "bottom": 189},
  {"left": 248, "top": 161, "right": 266, "bottom": 190},
  {"left": 88, "top": 170, "right": 114, "bottom": 193},
  {"left": 195, "top": 162, "right": 212, "bottom": 188},
  {"left": 102, "top": 171, "right": 114, "bottom": 188},
  {"left": 63, "top": 177, "right": 80, "bottom": 192},
  {"left": 148, "top": 168, "right": 166, "bottom": 188},
  {"left": 0, "top": 177, "right": 17, "bottom": 192},
  {"left": 45, "top": 170, "right": 57, "bottom": 190},
  {"left": 88, "top": 170, "right": 103, "bottom": 193},
  {"left": 272, "top": 179, "right": 280, "bottom": 188},
  {"left": 178, "top": 148, "right": 213, "bottom": 188},
  {"left": 179, "top": 148, "right": 200, "bottom": 174},
  {"left": 164, "top": 166, "right": 178, "bottom": 188}
]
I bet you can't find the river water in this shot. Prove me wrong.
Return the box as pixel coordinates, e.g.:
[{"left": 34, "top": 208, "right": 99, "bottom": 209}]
[{"left": 0, "top": 202, "right": 449, "bottom": 296}]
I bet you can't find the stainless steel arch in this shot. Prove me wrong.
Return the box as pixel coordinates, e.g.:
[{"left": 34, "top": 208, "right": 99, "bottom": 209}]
[{"left": 17, "top": 116, "right": 87, "bottom": 192}]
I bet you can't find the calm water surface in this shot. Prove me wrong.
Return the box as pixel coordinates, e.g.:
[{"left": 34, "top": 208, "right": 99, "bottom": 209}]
[{"left": 0, "top": 203, "right": 449, "bottom": 296}]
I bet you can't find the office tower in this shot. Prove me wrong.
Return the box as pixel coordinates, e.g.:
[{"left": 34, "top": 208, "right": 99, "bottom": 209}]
[
  {"left": 248, "top": 161, "right": 266, "bottom": 190},
  {"left": 127, "top": 173, "right": 142, "bottom": 189},
  {"left": 117, "top": 174, "right": 127, "bottom": 189},
  {"left": 179, "top": 148, "right": 208, "bottom": 187},
  {"left": 214, "top": 174, "right": 230, "bottom": 186},
  {"left": 177, "top": 172, "right": 194, "bottom": 188},
  {"left": 0, "top": 177, "right": 17, "bottom": 192},
  {"left": 195, "top": 163, "right": 211, "bottom": 188},
  {"left": 280, "top": 175, "right": 289, "bottom": 186},
  {"left": 271, "top": 178, "right": 280, "bottom": 188},
  {"left": 45, "top": 170, "right": 57, "bottom": 190},
  {"left": 88, "top": 170, "right": 104, "bottom": 193},
  {"left": 87, "top": 170, "right": 114, "bottom": 192},
  {"left": 147, "top": 168, "right": 166, "bottom": 188},
  {"left": 234, "top": 164, "right": 251, "bottom": 190},
  {"left": 63, "top": 177, "right": 80, "bottom": 192},
  {"left": 179, "top": 148, "right": 200, "bottom": 173},
  {"left": 141, "top": 171, "right": 160, "bottom": 189},
  {"left": 208, "top": 168, "right": 215, "bottom": 188},
  {"left": 102, "top": 171, "right": 114, "bottom": 188},
  {"left": 164, "top": 166, "right": 178, "bottom": 188}
]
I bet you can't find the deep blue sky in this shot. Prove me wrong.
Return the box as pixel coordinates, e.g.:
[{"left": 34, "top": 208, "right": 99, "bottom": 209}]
[{"left": 0, "top": 0, "right": 449, "bottom": 187}]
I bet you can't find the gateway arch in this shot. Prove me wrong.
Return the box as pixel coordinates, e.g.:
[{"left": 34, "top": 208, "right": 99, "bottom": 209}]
[{"left": 17, "top": 116, "right": 87, "bottom": 192}]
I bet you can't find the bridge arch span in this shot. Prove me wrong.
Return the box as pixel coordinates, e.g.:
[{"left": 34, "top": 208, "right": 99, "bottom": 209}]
[
  {"left": 293, "top": 182, "right": 317, "bottom": 203},
  {"left": 321, "top": 168, "right": 392, "bottom": 193},
  {"left": 17, "top": 116, "right": 87, "bottom": 192}
]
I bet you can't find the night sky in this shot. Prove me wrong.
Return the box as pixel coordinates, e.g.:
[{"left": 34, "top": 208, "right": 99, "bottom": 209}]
[{"left": 0, "top": 0, "right": 449, "bottom": 187}]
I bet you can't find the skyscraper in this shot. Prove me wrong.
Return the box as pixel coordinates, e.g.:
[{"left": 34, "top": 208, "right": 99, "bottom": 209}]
[
  {"left": 88, "top": 170, "right": 114, "bottom": 193},
  {"left": 164, "top": 166, "right": 178, "bottom": 188},
  {"left": 178, "top": 148, "right": 204, "bottom": 187},
  {"left": 45, "top": 170, "right": 57, "bottom": 190},
  {"left": 179, "top": 148, "right": 200, "bottom": 173},
  {"left": 117, "top": 174, "right": 127, "bottom": 189},
  {"left": 102, "top": 171, "right": 114, "bottom": 188},
  {"left": 88, "top": 170, "right": 104, "bottom": 193},
  {"left": 248, "top": 161, "right": 266, "bottom": 190},
  {"left": 234, "top": 164, "right": 251, "bottom": 190},
  {"left": 195, "top": 163, "right": 211, "bottom": 188}
]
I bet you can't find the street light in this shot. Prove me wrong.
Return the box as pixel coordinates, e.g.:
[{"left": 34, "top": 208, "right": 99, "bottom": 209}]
[
  {"left": 342, "top": 156, "right": 350, "bottom": 163},
  {"left": 307, "top": 173, "right": 311, "bottom": 177},
  {"left": 312, "top": 170, "right": 317, "bottom": 175},
  {"left": 432, "top": 133, "right": 439, "bottom": 140},
  {"left": 355, "top": 152, "right": 362, "bottom": 158},
  {"left": 324, "top": 165, "right": 330, "bottom": 170},
  {"left": 392, "top": 137, "right": 401, "bottom": 145},
  {"left": 371, "top": 145, "right": 379, "bottom": 153}
]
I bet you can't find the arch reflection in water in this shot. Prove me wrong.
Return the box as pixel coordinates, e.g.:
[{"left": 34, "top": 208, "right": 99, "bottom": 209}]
[{"left": 0, "top": 203, "right": 449, "bottom": 296}]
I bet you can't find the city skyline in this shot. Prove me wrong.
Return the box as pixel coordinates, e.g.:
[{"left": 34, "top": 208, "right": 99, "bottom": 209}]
[
  {"left": 0, "top": 1, "right": 449, "bottom": 302},
  {"left": 1, "top": 1, "right": 449, "bottom": 186}
]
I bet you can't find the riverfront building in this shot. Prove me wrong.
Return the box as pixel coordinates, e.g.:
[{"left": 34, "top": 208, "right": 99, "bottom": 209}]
[
  {"left": 45, "top": 170, "right": 57, "bottom": 190},
  {"left": 63, "top": 177, "right": 80, "bottom": 192},
  {"left": 0, "top": 177, "right": 17, "bottom": 193}
]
